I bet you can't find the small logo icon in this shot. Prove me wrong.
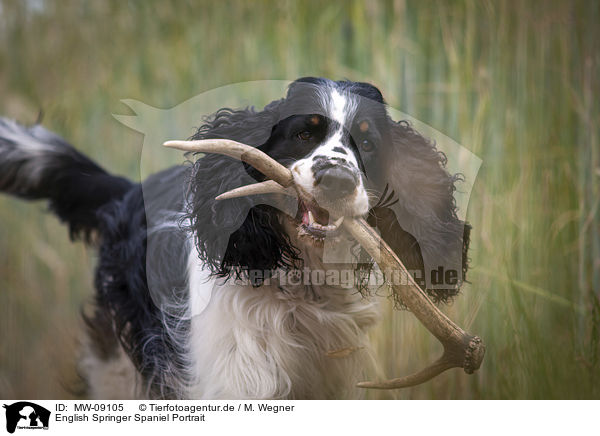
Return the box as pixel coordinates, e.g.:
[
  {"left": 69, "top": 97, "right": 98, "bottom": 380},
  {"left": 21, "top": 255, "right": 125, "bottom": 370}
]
[{"left": 3, "top": 402, "right": 50, "bottom": 434}]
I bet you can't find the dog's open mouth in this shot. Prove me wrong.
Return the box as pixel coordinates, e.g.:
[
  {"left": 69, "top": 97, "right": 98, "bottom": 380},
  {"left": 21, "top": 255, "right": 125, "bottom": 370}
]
[{"left": 296, "top": 198, "right": 344, "bottom": 241}]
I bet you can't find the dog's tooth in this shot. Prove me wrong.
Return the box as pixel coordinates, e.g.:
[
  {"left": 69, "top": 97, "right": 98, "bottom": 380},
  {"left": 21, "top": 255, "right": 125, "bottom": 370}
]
[
  {"left": 308, "top": 210, "right": 315, "bottom": 225},
  {"left": 333, "top": 217, "right": 344, "bottom": 228}
]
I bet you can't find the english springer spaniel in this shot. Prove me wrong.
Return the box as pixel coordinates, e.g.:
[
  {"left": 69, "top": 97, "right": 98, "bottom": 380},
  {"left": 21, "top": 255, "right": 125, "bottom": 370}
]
[{"left": 0, "top": 77, "right": 471, "bottom": 399}]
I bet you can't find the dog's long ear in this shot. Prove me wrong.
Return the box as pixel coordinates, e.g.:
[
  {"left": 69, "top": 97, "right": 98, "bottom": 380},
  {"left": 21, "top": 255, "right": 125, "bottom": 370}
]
[
  {"left": 367, "top": 119, "right": 470, "bottom": 305},
  {"left": 186, "top": 101, "right": 300, "bottom": 282}
]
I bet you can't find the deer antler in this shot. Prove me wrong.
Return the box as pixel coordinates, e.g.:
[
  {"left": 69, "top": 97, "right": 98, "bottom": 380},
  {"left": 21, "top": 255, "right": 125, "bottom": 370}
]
[{"left": 164, "top": 138, "right": 485, "bottom": 389}]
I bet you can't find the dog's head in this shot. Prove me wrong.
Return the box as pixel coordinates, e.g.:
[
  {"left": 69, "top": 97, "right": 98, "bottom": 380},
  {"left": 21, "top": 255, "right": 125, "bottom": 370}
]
[{"left": 187, "top": 77, "right": 469, "bottom": 303}]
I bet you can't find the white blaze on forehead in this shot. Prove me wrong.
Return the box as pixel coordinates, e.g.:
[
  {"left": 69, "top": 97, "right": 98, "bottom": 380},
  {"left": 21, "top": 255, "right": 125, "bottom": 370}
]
[
  {"left": 318, "top": 86, "right": 356, "bottom": 128},
  {"left": 329, "top": 89, "right": 349, "bottom": 126}
]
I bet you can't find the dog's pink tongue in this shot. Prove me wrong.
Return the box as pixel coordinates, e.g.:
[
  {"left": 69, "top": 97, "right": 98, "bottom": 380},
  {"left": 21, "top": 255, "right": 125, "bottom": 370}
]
[{"left": 302, "top": 210, "right": 310, "bottom": 225}]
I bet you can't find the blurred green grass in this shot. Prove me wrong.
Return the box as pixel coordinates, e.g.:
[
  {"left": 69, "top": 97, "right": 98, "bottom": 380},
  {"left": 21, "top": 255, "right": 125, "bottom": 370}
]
[{"left": 0, "top": 0, "right": 598, "bottom": 399}]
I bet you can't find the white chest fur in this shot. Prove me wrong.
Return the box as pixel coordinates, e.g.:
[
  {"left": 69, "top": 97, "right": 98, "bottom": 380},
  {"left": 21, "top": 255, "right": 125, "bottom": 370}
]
[{"left": 186, "top": 255, "right": 380, "bottom": 399}]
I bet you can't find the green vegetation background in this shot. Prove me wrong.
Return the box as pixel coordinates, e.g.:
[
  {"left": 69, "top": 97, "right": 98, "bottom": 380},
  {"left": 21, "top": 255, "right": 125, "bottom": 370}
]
[{"left": 0, "top": 0, "right": 598, "bottom": 399}]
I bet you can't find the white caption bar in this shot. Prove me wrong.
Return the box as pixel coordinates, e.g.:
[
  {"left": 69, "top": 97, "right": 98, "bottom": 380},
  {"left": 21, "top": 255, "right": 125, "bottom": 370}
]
[{"left": 1, "top": 400, "right": 597, "bottom": 435}]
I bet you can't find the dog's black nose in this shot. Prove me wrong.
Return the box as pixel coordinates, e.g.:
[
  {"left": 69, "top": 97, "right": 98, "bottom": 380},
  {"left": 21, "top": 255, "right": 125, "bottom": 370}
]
[{"left": 315, "top": 166, "right": 357, "bottom": 198}]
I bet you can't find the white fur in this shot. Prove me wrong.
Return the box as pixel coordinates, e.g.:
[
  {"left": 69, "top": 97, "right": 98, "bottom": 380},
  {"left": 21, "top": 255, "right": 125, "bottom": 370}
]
[
  {"left": 0, "top": 118, "right": 57, "bottom": 153},
  {"left": 186, "top": 243, "right": 380, "bottom": 399},
  {"left": 330, "top": 90, "right": 349, "bottom": 126},
  {"left": 316, "top": 86, "right": 357, "bottom": 128}
]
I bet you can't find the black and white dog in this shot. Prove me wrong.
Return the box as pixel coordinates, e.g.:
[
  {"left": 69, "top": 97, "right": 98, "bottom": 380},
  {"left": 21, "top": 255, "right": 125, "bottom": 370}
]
[{"left": 0, "top": 77, "right": 469, "bottom": 399}]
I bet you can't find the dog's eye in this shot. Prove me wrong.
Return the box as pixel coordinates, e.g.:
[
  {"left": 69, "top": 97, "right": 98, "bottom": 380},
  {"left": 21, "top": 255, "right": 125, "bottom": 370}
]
[
  {"left": 297, "top": 130, "right": 312, "bottom": 141},
  {"left": 360, "top": 139, "right": 374, "bottom": 152}
]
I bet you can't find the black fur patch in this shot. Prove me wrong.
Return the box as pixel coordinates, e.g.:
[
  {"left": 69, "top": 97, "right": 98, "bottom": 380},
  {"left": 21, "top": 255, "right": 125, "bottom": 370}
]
[
  {"left": 186, "top": 105, "right": 302, "bottom": 284},
  {"left": 92, "top": 168, "right": 191, "bottom": 398}
]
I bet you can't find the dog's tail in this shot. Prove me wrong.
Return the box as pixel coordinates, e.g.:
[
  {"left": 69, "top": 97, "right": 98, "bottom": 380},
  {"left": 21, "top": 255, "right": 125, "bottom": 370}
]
[{"left": 0, "top": 117, "right": 133, "bottom": 239}]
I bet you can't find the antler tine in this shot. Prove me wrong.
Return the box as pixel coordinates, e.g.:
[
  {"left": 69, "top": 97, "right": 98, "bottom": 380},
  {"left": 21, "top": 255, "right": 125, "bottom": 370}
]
[
  {"left": 215, "top": 180, "right": 297, "bottom": 201},
  {"left": 164, "top": 139, "right": 294, "bottom": 188},
  {"left": 165, "top": 138, "right": 485, "bottom": 389}
]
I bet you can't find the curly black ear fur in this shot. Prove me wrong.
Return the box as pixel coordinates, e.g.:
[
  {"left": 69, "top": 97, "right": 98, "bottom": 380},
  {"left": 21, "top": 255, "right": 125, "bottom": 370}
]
[
  {"left": 186, "top": 102, "right": 301, "bottom": 284},
  {"left": 368, "top": 119, "right": 471, "bottom": 306}
]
